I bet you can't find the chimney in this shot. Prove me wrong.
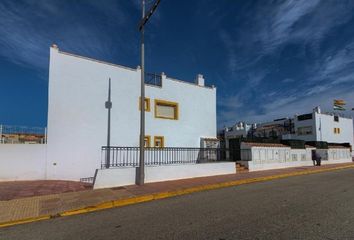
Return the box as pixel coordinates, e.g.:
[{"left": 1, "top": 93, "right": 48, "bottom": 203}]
[
  {"left": 195, "top": 74, "right": 205, "bottom": 86},
  {"left": 51, "top": 44, "right": 58, "bottom": 50},
  {"left": 313, "top": 106, "right": 321, "bottom": 114}
]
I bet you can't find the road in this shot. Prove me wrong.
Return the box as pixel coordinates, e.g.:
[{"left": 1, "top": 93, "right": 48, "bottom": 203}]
[{"left": 1, "top": 168, "right": 354, "bottom": 240}]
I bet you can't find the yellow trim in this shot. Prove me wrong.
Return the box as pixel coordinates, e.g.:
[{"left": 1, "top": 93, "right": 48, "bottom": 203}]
[
  {"left": 139, "top": 97, "right": 151, "bottom": 112},
  {"left": 1, "top": 164, "right": 353, "bottom": 228},
  {"left": 154, "top": 136, "right": 165, "bottom": 148},
  {"left": 144, "top": 135, "right": 151, "bottom": 147},
  {"left": 154, "top": 99, "right": 179, "bottom": 120}
]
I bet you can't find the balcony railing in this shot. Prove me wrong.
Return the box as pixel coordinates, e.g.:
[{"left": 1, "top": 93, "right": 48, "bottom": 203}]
[
  {"left": 145, "top": 72, "right": 162, "bottom": 87},
  {"left": 101, "top": 147, "right": 232, "bottom": 168}
]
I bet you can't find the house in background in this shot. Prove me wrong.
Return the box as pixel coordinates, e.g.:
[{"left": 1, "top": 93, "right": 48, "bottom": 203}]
[
  {"left": 46, "top": 45, "right": 218, "bottom": 181},
  {"left": 225, "top": 106, "right": 353, "bottom": 150}
]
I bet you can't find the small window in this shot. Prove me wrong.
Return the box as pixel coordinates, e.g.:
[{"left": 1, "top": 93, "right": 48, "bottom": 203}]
[
  {"left": 334, "top": 128, "right": 341, "bottom": 134},
  {"left": 155, "top": 99, "right": 178, "bottom": 120},
  {"left": 144, "top": 136, "right": 151, "bottom": 147},
  {"left": 154, "top": 136, "right": 164, "bottom": 148},
  {"left": 334, "top": 116, "right": 339, "bottom": 122},
  {"left": 139, "top": 97, "right": 150, "bottom": 112},
  {"left": 337, "top": 128, "right": 341, "bottom": 134}
]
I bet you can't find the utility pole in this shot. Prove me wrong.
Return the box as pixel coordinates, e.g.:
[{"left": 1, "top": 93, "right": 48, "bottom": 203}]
[
  {"left": 105, "top": 78, "right": 112, "bottom": 168},
  {"left": 136, "top": 0, "right": 161, "bottom": 185}
]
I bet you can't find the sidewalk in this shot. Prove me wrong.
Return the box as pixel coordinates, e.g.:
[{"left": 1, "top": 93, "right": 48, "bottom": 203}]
[{"left": 1, "top": 162, "right": 353, "bottom": 227}]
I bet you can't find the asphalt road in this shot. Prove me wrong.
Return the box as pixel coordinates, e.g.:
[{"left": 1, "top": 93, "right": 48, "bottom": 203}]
[{"left": 1, "top": 168, "right": 354, "bottom": 240}]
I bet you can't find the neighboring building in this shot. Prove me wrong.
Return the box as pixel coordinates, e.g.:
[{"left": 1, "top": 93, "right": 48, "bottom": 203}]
[
  {"left": 224, "top": 106, "right": 354, "bottom": 153},
  {"left": 224, "top": 122, "right": 253, "bottom": 140},
  {"left": 46, "top": 45, "right": 217, "bottom": 180},
  {"left": 282, "top": 107, "right": 353, "bottom": 148},
  {"left": 252, "top": 118, "right": 293, "bottom": 139}
]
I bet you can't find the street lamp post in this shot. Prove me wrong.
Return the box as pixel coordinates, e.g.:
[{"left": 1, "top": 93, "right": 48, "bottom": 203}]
[
  {"left": 105, "top": 78, "right": 112, "bottom": 168},
  {"left": 136, "top": 0, "right": 161, "bottom": 185}
]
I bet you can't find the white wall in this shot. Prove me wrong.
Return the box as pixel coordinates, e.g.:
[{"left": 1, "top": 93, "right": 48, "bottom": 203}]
[
  {"left": 239, "top": 145, "right": 318, "bottom": 171},
  {"left": 0, "top": 145, "right": 47, "bottom": 181},
  {"left": 46, "top": 46, "right": 216, "bottom": 180},
  {"left": 315, "top": 113, "right": 354, "bottom": 147},
  {"left": 93, "top": 162, "right": 235, "bottom": 189},
  {"left": 316, "top": 148, "right": 352, "bottom": 164}
]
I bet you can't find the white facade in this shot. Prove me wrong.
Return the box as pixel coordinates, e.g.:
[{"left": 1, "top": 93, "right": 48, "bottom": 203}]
[
  {"left": 46, "top": 46, "right": 217, "bottom": 180},
  {"left": 286, "top": 108, "right": 354, "bottom": 148}
]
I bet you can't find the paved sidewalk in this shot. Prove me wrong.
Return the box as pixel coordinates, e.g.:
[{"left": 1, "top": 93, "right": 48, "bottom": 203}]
[
  {"left": 0, "top": 180, "right": 92, "bottom": 201},
  {"left": 0, "top": 162, "right": 353, "bottom": 226}
]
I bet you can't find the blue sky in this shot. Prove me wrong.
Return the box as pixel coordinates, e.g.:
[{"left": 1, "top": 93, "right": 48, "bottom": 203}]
[{"left": 1, "top": 0, "right": 354, "bottom": 128}]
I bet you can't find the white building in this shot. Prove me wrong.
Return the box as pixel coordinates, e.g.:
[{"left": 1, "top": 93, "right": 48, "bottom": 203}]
[
  {"left": 283, "top": 107, "right": 353, "bottom": 148},
  {"left": 45, "top": 45, "right": 217, "bottom": 180},
  {"left": 225, "top": 107, "right": 353, "bottom": 150}
]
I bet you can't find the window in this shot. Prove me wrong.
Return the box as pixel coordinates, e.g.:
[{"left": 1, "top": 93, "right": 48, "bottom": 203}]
[
  {"left": 297, "top": 113, "right": 312, "bottom": 121},
  {"left": 139, "top": 97, "right": 150, "bottom": 112},
  {"left": 334, "top": 128, "right": 341, "bottom": 134},
  {"left": 334, "top": 116, "right": 339, "bottom": 122},
  {"left": 154, "top": 136, "right": 164, "bottom": 147},
  {"left": 297, "top": 126, "right": 312, "bottom": 135},
  {"left": 154, "top": 99, "right": 178, "bottom": 120},
  {"left": 144, "top": 136, "right": 151, "bottom": 147}
]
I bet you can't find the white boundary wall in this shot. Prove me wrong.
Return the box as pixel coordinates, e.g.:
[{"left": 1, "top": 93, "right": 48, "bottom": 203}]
[
  {"left": 316, "top": 148, "right": 352, "bottom": 164},
  {"left": 0, "top": 145, "right": 47, "bottom": 181},
  {"left": 93, "top": 162, "right": 236, "bottom": 189},
  {"left": 239, "top": 145, "right": 314, "bottom": 171},
  {"left": 240, "top": 145, "right": 352, "bottom": 171}
]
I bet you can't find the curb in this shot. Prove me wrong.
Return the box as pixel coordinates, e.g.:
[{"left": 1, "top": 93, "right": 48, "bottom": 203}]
[{"left": 1, "top": 164, "right": 353, "bottom": 228}]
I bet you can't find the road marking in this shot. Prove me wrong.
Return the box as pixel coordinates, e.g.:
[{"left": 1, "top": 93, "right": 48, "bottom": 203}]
[{"left": 1, "top": 164, "right": 353, "bottom": 228}]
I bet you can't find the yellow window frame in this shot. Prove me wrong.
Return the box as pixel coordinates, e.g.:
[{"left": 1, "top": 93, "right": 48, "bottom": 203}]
[
  {"left": 144, "top": 135, "right": 151, "bottom": 147},
  {"left": 154, "top": 136, "right": 165, "bottom": 148},
  {"left": 154, "top": 99, "right": 179, "bottom": 120},
  {"left": 139, "top": 97, "right": 151, "bottom": 112}
]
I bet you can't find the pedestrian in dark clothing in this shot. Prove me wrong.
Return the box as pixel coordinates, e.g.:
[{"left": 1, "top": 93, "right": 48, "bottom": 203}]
[{"left": 315, "top": 152, "right": 322, "bottom": 166}]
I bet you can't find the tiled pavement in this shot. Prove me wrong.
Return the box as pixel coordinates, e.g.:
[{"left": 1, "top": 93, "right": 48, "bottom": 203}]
[
  {"left": 0, "top": 162, "right": 353, "bottom": 224},
  {"left": 0, "top": 180, "right": 92, "bottom": 201}
]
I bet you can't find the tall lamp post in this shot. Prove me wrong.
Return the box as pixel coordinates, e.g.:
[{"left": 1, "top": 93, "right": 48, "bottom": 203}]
[
  {"left": 136, "top": 0, "right": 161, "bottom": 185},
  {"left": 105, "top": 78, "right": 112, "bottom": 168}
]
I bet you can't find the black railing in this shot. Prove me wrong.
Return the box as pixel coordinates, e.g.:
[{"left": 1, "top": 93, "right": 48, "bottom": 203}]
[
  {"left": 101, "top": 147, "right": 232, "bottom": 168},
  {"left": 145, "top": 72, "right": 162, "bottom": 87}
]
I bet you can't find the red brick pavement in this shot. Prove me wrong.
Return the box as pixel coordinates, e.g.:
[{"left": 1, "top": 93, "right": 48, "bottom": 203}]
[
  {"left": 0, "top": 180, "right": 92, "bottom": 201},
  {"left": 0, "top": 163, "right": 353, "bottom": 202}
]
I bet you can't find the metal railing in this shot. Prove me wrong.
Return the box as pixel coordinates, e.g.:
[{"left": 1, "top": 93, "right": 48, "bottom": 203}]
[
  {"left": 0, "top": 124, "right": 47, "bottom": 144},
  {"left": 101, "top": 147, "right": 231, "bottom": 168},
  {"left": 145, "top": 72, "right": 162, "bottom": 87}
]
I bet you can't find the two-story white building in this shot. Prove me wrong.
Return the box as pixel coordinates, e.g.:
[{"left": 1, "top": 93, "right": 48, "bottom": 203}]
[
  {"left": 46, "top": 45, "right": 217, "bottom": 180},
  {"left": 283, "top": 107, "right": 353, "bottom": 148}
]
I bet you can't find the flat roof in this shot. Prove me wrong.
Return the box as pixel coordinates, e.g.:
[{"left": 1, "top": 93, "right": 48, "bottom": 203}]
[{"left": 53, "top": 46, "right": 215, "bottom": 90}]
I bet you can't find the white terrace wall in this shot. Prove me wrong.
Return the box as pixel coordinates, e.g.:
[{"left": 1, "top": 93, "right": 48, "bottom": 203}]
[
  {"left": 239, "top": 143, "right": 316, "bottom": 171},
  {"left": 46, "top": 46, "right": 216, "bottom": 181},
  {"left": 93, "top": 162, "right": 236, "bottom": 189},
  {"left": 0, "top": 145, "right": 47, "bottom": 181},
  {"left": 316, "top": 148, "right": 352, "bottom": 164}
]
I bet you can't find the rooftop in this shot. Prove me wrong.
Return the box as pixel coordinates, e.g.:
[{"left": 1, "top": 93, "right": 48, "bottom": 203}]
[{"left": 51, "top": 45, "right": 215, "bottom": 90}]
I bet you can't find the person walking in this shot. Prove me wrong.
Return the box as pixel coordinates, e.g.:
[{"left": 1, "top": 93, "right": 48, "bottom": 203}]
[{"left": 315, "top": 152, "right": 322, "bottom": 166}]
